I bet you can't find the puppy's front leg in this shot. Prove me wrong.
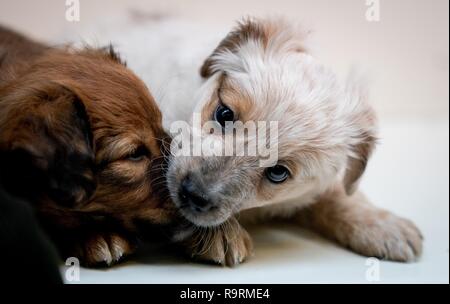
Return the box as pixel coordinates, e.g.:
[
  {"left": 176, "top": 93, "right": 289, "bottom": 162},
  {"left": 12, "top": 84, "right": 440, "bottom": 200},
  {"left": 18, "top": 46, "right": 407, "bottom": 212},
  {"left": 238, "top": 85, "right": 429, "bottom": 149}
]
[
  {"left": 178, "top": 217, "right": 253, "bottom": 266},
  {"left": 296, "top": 187, "right": 423, "bottom": 262},
  {"left": 39, "top": 209, "right": 138, "bottom": 267},
  {"left": 70, "top": 232, "right": 137, "bottom": 267}
]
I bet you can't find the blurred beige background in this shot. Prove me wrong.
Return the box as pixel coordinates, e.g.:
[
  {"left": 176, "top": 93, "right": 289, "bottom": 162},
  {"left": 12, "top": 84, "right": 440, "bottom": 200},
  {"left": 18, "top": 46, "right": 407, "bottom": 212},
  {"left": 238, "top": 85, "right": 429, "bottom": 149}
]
[
  {"left": 0, "top": 0, "right": 448, "bottom": 283},
  {"left": 0, "top": 0, "right": 448, "bottom": 121}
]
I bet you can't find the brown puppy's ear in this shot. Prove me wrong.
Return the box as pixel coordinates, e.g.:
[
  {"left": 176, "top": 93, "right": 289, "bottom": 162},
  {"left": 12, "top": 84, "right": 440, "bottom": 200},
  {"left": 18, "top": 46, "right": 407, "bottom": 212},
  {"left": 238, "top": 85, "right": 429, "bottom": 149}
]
[
  {"left": 99, "top": 44, "right": 127, "bottom": 66},
  {"left": 343, "top": 134, "right": 376, "bottom": 195},
  {"left": 0, "top": 83, "right": 96, "bottom": 207},
  {"left": 200, "top": 18, "right": 267, "bottom": 78}
]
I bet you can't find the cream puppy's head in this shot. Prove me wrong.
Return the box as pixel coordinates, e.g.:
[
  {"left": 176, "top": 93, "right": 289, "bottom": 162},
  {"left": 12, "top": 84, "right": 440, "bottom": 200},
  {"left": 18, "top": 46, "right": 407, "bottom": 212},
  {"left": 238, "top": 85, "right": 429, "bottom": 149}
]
[{"left": 167, "top": 17, "right": 377, "bottom": 227}]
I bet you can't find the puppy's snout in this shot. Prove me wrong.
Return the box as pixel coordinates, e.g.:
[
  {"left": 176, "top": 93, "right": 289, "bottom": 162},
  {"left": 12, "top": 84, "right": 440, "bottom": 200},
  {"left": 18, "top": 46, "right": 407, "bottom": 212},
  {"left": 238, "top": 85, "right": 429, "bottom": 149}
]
[{"left": 179, "top": 176, "right": 213, "bottom": 213}]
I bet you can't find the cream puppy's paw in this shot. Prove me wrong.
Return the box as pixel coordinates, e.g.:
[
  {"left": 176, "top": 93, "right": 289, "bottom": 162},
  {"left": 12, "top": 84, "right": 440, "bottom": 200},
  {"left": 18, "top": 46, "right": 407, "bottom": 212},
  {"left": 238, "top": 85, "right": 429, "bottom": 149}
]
[
  {"left": 300, "top": 190, "right": 423, "bottom": 263},
  {"left": 183, "top": 218, "right": 254, "bottom": 267},
  {"left": 343, "top": 212, "right": 423, "bottom": 262}
]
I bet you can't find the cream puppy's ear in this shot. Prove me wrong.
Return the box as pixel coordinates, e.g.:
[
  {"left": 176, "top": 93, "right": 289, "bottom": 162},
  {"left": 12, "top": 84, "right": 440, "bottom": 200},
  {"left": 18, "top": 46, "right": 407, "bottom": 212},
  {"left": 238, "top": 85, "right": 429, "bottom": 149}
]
[
  {"left": 342, "top": 73, "right": 378, "bottom": 195},
  {"left": 344, "top": 132, "right": 376, "bottom": 195},
  {"left": 200, "top": 17, "right": 267, "bottom": 78},
  {"left": 200, "top": 17, "right": 310, "bottom": 78}
]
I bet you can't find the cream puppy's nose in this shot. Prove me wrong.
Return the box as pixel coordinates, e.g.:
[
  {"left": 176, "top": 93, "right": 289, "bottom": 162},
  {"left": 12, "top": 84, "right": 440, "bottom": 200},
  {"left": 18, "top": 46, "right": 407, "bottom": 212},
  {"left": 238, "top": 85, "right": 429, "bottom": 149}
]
[{"left": 179, "top": 175, "right": 213, "bottom": 213}]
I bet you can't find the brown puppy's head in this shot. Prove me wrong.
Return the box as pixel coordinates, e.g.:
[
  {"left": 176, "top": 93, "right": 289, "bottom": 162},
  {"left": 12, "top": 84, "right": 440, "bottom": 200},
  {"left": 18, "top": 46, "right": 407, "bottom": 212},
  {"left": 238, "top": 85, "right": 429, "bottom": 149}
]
[{"left": 0, "top": 47, "right": 171, "bottom": 228}]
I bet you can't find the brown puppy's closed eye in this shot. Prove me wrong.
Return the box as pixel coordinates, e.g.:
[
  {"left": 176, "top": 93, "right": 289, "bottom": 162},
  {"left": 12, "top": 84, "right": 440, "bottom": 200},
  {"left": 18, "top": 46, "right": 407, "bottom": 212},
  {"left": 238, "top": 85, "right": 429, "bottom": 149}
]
[{"left": 0, "top": 26, "right": 176, "bottom": 266}]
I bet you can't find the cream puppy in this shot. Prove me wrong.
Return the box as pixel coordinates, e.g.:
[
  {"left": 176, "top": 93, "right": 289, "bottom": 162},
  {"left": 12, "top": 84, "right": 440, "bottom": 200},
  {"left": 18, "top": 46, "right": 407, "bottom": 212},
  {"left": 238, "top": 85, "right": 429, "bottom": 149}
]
[{"left": 86, "top": 16, "right": 422, "bottom": 266}]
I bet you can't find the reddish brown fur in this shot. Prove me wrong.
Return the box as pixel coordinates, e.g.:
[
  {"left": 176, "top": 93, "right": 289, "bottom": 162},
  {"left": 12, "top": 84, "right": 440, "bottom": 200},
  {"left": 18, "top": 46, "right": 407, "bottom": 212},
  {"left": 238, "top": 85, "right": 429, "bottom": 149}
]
[{"left": 0, "top": 26, "right": 176, "bottom": 266}]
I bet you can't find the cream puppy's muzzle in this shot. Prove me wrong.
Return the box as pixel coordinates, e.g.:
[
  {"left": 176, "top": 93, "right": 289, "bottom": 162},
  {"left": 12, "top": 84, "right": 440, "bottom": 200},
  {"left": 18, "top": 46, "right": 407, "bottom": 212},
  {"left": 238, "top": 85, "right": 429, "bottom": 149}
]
[{"left": 167, "top": 155, "right": 261, "bottom": 227}]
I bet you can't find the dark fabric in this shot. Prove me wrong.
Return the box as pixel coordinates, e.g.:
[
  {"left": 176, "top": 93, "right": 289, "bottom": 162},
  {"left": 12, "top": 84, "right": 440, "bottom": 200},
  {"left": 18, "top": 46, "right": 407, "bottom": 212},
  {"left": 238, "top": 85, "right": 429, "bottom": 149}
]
[{"left": 0, "top": 187, "right": 62, "bottom": 284}]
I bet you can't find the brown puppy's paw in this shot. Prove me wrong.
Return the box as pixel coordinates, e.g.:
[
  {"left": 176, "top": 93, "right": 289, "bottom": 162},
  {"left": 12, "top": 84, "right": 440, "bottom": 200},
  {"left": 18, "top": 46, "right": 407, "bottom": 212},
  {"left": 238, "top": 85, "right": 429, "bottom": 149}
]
[
  {"left": 184, "top": 218, "right": 253, "bottom": 267},
  {"left": 71, "top": 233, "right": 137, "bottom": 267},
  {"left": 344, "top": 212, "right": 423, "bottom": 262}
]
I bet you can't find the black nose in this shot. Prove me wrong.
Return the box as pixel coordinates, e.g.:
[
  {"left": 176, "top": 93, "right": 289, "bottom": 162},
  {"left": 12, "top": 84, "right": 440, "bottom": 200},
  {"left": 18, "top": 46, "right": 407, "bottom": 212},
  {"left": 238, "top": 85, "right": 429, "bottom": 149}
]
[{"left": 179, "top": 176, "right": 212, "bottom": 212}]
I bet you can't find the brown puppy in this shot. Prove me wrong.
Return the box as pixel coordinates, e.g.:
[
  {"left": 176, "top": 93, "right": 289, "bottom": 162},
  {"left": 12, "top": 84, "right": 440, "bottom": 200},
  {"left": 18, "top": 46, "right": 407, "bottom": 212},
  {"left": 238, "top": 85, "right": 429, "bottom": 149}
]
[{"left": 0, "top": 26, "right": 175, "bottom": 266}]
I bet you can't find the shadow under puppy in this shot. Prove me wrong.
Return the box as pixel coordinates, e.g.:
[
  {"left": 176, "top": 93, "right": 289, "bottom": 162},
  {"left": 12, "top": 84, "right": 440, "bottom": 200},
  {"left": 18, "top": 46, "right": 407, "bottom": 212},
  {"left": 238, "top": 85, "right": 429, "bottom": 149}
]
[
  {"left": 0, "top": 26, "right": 176, "bottom": 266},
  {"left": 116, "top": 17, "right": 423, "bottom": 266}
]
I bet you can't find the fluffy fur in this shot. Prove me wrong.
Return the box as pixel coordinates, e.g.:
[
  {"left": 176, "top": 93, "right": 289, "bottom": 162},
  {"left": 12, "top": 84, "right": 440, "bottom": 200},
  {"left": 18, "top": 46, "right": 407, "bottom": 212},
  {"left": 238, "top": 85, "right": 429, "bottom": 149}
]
[
  {"left": 0, "top": 26, "right": 176, "bottom": 266},
  {"left": 82, "top": 16, "right": 423, "bottom": 266}
]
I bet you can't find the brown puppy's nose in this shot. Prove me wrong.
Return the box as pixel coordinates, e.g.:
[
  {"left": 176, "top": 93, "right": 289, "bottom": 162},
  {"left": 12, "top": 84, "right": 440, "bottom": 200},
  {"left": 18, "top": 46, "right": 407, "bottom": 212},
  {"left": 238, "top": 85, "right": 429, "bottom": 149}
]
[{"left": 179, "top": 176, "right": 212, "bottom": 213}]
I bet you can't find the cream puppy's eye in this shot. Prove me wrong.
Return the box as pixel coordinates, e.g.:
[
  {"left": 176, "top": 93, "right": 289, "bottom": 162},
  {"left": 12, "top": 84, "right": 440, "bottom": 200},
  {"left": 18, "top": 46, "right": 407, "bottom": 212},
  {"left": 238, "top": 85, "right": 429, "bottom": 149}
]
[
  {"left": 214, "top": 104, "right": 234, "bottom": 127},
  {"left": 127, "top": 145, "right": 149, "bottom": 162},
  {"left": 266, "top": 165, "right": 290, "bottom": 183}
]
